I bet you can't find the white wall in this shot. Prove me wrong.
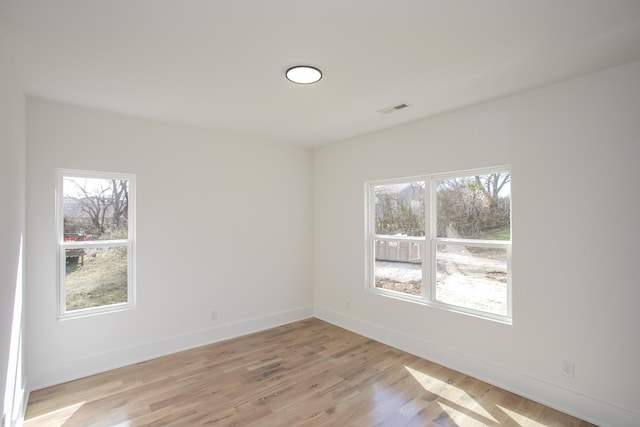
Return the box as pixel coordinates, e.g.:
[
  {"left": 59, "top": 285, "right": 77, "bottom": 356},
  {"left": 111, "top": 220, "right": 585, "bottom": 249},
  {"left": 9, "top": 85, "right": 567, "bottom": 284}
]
[
  {"left": 0, "top": 40, "right": 26, "bottom": 426},
  {"left": 314, "top": 61, "right": 640, "bottom": 426},
  {"left": 26, "top": 99, "right": 314, "bottom": 389}
]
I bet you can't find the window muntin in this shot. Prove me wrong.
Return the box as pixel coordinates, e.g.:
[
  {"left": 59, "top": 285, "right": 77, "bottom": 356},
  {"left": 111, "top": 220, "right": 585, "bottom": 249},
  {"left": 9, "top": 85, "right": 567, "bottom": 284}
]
[
  {"left": 57, "top": 170, "right": 135, "bottom": 318},
  {"left": 367, "top": 168, "right": 511, "bottom": 322}
]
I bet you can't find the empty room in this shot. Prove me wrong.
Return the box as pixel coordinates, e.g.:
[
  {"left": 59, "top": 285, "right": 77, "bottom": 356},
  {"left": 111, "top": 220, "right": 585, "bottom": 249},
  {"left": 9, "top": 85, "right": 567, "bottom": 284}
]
[{"left": 1, "top": 1, "right": 639, "bottom": 426}]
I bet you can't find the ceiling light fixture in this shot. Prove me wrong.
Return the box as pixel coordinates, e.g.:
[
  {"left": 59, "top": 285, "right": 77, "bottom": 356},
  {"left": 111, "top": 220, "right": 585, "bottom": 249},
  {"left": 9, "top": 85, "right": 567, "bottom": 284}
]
[{"left": 286, "top": 66, "right": 322, "bottom": 84}]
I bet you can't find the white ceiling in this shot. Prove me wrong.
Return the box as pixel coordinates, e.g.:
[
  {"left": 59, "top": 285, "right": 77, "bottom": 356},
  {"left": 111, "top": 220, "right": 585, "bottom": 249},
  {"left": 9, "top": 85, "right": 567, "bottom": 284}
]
[{"left": 2, "top": 0, "right": 640, "bottom": 147}]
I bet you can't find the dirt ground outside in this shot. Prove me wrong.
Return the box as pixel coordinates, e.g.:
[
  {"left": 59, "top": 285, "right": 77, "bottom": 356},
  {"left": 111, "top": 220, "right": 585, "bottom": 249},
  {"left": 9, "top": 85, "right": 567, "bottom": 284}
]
[{"left": 375, "top": 245, "right": 507, "bottom": 316}]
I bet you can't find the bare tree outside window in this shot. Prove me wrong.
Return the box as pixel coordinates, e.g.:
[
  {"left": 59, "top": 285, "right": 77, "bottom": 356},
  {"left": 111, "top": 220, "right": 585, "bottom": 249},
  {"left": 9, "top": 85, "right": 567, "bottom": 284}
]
[
  {"left": 375, "top": 181, "right": 425, "bottom": 236},
  {"left": 436, "top": 173, "right": 510, "bottom": 240},
  {"left": 63, "top": 177, "right": 129, "bottom": 240}
]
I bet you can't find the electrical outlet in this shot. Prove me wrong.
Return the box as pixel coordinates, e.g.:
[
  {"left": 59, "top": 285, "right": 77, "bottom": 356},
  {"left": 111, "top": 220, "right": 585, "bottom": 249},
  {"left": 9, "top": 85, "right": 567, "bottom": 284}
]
[
  {"left": 210, "top": 310, "right": 218, "bottom": 321},
  {"left": 562, "top": 360, "right": 575, "bottom": 378},
  {"left": 345, "top": 300, "right": 351, "bottom": 310}
]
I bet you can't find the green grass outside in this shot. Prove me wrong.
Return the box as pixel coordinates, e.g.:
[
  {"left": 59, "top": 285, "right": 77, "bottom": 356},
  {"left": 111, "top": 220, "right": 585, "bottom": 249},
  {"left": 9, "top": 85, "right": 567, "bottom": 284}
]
[
  {"left": 484, "top": 227, "right": 510, "bottom": 241},
  {"left": 65, "top": 247, "right": 128, "bottom": 311}
]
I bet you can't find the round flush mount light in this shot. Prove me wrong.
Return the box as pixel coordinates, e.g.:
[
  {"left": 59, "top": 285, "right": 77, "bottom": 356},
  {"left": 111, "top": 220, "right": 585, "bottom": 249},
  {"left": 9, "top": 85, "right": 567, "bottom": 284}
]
[{"left": 286, "top": 65, "right": 322, "bottom": 84}]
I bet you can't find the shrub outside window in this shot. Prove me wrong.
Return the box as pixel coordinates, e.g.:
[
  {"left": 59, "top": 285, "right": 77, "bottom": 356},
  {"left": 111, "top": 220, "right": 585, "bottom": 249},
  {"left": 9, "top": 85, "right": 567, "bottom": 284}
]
[
  {"left": 366, "top": 167, "right": 511, "bottom": 322},
  {"left": 57, "top": 169, "right": 135, "bottom": 318}
]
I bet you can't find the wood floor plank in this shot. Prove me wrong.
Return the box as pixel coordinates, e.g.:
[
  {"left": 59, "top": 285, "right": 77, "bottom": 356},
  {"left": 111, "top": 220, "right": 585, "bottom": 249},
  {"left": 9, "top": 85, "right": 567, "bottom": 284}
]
[{"left": 24, "top": 318, "right": 596, "bottom": 426}]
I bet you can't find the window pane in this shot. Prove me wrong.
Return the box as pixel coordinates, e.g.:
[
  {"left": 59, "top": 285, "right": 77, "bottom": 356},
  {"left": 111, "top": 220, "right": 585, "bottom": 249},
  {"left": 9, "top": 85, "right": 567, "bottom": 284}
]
[
  {"left": 63, "top": 176, "right": 129, "bottom": 240},
  {"left": 374, "top": 181, "right": 425, "bottom": 236},
  {"left": 375, "top": 240, "right": 422, "bottom": 296},
  {"left": 65, "top": 246, "right": 128, "bottom": 311},
  {"left": 435, "top": 244, "right": 507, "bottom": 316},
  {"left": 436, "top": 173, "right": 510, "bottom": 240}
]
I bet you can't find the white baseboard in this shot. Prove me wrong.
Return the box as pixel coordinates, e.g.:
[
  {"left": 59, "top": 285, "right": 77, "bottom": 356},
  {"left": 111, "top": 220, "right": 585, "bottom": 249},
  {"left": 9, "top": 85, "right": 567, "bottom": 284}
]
[
  {"left": 29, "top": 306, "right": 314, "bottom": 391},
  {"left": 314, "top": 305, "right": 639, "bottom": 427}
]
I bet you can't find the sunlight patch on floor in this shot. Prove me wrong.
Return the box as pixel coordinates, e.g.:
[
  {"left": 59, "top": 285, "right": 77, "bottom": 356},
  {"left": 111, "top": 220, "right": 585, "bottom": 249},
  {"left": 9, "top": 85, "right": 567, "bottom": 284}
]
[
  {"left": 24, "top": 401, "right": 85, "bottom": 427},
  {"left": 438, "top": 400, "right": 501, "bottom": 426},
  {"left": 405, "top": 365, "right": 497, "bottom": 423},
  {"left": 498, "top": 404, "right": 546, "bottom": 426}
]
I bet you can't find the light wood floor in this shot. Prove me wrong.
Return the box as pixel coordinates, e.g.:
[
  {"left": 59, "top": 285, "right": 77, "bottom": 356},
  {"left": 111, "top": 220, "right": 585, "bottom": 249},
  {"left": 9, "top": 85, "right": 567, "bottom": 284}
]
[{"left": 24, "top": 318, "right": 595, "bottom": 426}]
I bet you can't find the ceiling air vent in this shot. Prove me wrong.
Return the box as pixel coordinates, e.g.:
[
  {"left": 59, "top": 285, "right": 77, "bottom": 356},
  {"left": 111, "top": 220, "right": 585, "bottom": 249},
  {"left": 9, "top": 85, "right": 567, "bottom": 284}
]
[{"left": 377, "top": 103, "right": 411, "bottom": 114}]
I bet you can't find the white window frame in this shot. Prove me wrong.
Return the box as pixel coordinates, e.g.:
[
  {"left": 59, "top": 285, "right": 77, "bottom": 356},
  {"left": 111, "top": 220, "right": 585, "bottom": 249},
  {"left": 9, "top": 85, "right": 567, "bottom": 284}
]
[
  {"left": 56, "top": 169, "right": 136, "bottom": 319},
  {"left": 365, "top": 166, "right": 512, "bottom": 323}
]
